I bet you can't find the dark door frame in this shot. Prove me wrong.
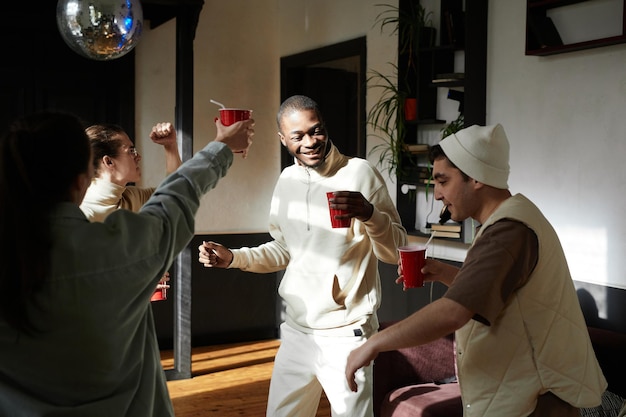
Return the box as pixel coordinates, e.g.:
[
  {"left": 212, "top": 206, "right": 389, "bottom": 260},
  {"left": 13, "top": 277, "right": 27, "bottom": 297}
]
[
  {"left": 143, "top": 0, "right": 205, "bottom": 382},
  {"left": 280, "top": 37, "right": 367, "bottom": 170}
]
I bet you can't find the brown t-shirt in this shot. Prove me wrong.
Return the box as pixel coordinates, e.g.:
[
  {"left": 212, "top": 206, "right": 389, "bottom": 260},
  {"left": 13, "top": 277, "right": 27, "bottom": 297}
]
[{"left": 444, "top": 219, "right": 538, "bottom": 325}]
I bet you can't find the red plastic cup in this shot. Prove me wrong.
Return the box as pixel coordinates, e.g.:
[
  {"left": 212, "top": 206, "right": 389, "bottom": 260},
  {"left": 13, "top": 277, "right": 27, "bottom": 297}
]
[
  {"left": 326, "top": 191, "right": 351, "bottom": 228},
  {"left": 150, "top": 287, "right": 167, "bottom": 302},
  {"left": 219, "top": 108, "right": 252, "bottom": 126},
  {"left": 398, "top": 245, "right": 427, "bottom": 288}
]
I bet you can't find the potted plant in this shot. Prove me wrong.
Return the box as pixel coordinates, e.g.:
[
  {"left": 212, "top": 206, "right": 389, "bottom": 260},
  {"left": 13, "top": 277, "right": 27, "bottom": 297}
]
[
  {"left": 367, "top": 2, "right": 435, "bottom": 180},
  {"left": 367, "top": 63, "right": 408, "bottom": 179},
  {"left": 375, "top": 1, "right": 434, "bottom": 100},
  {"left": 440, "top": 113, "right": 465, "bottom": 139}
]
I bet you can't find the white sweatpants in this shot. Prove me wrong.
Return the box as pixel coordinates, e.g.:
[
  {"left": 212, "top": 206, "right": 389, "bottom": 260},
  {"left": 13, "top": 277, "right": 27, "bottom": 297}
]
[{"left": 266, "top": 322, "right": 373, "bottom": 417}]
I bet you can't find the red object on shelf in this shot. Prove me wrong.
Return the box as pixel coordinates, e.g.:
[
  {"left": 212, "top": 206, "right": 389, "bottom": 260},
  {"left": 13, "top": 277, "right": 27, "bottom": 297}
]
[{"left": 404, "top": 98, "right": 418, "bottom": 121}]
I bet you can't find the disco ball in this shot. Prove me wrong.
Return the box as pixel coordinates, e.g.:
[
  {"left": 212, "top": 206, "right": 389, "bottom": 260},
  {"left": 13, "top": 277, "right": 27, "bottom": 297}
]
[{"left": 56, "top": 0, "right": 143, "bottom": 61}]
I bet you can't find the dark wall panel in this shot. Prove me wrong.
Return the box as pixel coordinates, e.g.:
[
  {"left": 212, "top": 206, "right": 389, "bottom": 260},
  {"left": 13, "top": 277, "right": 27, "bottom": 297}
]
[
  {"left": 1, "top": 2, "right": 135, "bottom": 136},
  {"left": 153, "top": 233, "right": 280, "bottom": 349},
  {"left": 378, "top": 258, "right": 626, "bottom": 335}
]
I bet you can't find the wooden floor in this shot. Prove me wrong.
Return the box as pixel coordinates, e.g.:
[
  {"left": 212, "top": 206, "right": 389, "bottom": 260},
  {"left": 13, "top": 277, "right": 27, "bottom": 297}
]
[{"left": 160, "top": 339, "right": 331, "bottom": 416}]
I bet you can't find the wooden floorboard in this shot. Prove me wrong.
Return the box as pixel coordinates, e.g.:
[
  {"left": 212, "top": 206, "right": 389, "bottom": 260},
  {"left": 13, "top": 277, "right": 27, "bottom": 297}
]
[{"left": 161, "top": 339, "right": 331, "bottom": 417}]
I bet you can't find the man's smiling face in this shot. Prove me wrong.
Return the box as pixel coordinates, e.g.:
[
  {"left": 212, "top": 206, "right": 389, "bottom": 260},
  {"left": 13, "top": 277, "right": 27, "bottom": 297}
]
[{"left": 279, "top": 109, "right": 329, "bottom": 168}]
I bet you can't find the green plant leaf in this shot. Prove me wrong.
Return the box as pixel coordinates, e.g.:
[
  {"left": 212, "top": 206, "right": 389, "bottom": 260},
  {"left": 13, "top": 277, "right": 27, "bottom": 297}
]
[{"left": 367, "top": 3, "right": 435, "bottom": 181}]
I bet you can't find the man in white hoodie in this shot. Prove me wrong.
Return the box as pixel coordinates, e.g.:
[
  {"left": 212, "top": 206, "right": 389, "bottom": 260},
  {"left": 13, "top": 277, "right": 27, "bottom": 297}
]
[{"left": 199, "top": 95, "right": 407, "bottom": 416}]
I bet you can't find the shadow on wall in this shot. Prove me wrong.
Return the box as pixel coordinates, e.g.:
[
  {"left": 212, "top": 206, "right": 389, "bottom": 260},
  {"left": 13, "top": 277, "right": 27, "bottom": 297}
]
[{"left": 576, "top": 286, "right": 626, "bottom": 333}]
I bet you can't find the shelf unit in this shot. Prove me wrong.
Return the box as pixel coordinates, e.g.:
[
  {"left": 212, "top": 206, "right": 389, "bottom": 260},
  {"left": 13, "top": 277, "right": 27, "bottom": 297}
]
[
  {"left": 526, "top": 0, "right": 626, "bottom": 56},
  {"left": 395, "top": 0, "right": 487, "bottom": 242}
]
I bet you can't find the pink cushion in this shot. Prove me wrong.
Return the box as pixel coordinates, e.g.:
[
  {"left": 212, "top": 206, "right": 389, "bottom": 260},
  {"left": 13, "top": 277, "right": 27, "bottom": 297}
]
[{"left": 381, "top": 382, "right": 462, "bottom": 417}]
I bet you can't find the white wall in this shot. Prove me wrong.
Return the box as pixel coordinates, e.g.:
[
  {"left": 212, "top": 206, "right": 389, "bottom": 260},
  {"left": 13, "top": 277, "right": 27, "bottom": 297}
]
[
  {"left": 488, "top": 1, "right": 626, "bottom": 290},
  {"left": 136, "top": 1, "right": 283, "bottom": 234},
  {"left": 134, "top": 18, "right": 176, "bottom": 186},
  {"left": 135, "top": 0, "right": 626, "bottom": 289},
  {"left": 135, "top": 0, "right": 398, "bottom": 232}
]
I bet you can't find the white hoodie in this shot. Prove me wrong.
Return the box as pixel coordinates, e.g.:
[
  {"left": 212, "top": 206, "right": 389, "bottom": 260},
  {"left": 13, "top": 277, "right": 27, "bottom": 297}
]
[{"left": 230, "top": 144, "right": 407, "bottom": 336}]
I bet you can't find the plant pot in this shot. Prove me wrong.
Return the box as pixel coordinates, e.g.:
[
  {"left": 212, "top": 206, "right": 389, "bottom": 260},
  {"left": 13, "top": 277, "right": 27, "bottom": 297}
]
[{"left": 404, "top": 98, "right": 418, "bottom": 121}]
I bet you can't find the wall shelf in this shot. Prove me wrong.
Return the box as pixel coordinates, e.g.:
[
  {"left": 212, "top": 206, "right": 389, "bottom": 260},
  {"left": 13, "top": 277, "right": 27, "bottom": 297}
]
[
  {"left": 395, "top": 0, "right": 486, "bottom": 243},
  {"left": 526, "top": 0, "right": 626, "bottom": 56},
  {"left": 406, "top": 119, "right": 447, "bottom": 125},
  {"left": 431, "top": 79, "right": 464, "bottom": 88}
]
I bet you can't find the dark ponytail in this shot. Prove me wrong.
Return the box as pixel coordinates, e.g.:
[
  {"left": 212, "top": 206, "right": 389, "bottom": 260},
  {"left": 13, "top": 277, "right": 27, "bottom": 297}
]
[{"left": 0, "top": 112, "right": 90, "bottom": 333}]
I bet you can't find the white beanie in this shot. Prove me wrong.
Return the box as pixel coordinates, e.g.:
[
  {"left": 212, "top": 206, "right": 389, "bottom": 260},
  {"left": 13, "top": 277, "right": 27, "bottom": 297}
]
[{"left": 439, "top": 124, "right": 510, "bottom": 189}]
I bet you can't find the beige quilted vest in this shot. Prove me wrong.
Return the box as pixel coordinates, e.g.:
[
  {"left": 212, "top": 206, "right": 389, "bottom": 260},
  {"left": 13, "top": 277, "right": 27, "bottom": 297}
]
[{"left": 455, "top": 194, "right": 607, "bottom": 416}]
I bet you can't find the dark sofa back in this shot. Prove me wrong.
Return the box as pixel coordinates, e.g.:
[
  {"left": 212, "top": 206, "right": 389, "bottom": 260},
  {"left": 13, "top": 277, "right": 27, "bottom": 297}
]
[
  {"left": 588, "top": 326, "right": 626, "bottom": 399},
  {"left": 373, "top": 321, "right": 456, "bottom": 417}
]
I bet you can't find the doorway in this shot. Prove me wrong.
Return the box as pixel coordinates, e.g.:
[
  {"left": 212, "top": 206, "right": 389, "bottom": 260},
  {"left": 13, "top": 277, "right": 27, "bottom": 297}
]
[{"left": 280, "top": 37, "right": 367, "bottom": 170}]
